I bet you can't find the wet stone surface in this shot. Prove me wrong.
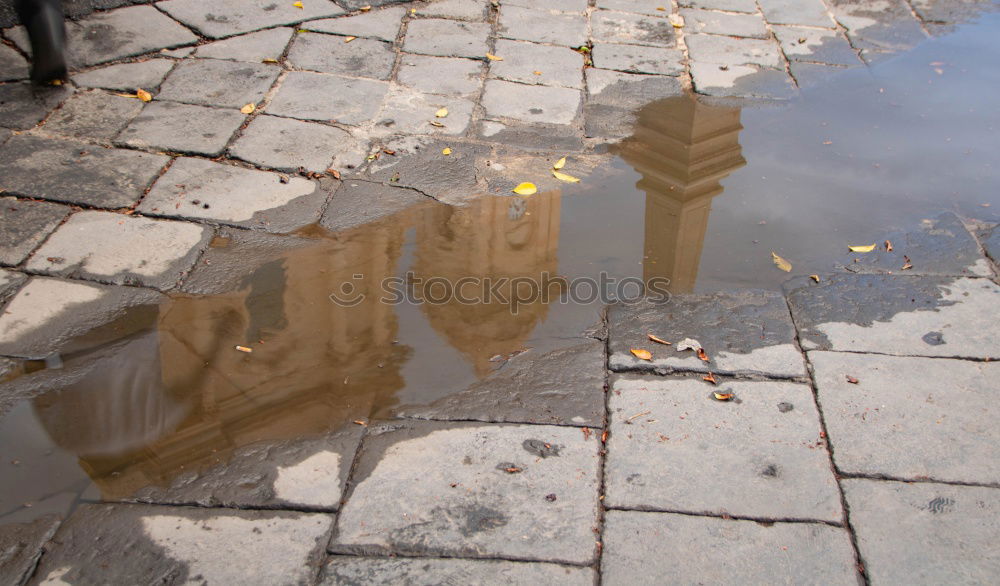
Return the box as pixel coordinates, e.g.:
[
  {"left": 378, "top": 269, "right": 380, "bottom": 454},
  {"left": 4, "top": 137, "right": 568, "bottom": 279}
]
[
  {"left": 773, "top": 25, "right": 862, "bottom": 66},
  {"left": 365, "top": 136, "right": 489, "bottom": 204},
  {"left": 605, "top": 377, "right": 842, "bottom": 521},
  {"left": 320, "top": 180, "right": 429, "bottom": 232},
  {"left": 0, "top": 83, "right": 71, "bottom": 130},
  {"left": 321, "top": 557, "right": 594, "bottom": 585},
  {"left": 0, "top": 268, "right": 27, "bottom": 305},
  {"left": 0, "top": 197, "right": 70, "bottom": 266},
  {"left": 812, "top": 352, "right": 1000, "bottom": 484},
  {"left": 0, "top": 514, "right": 60, "bottom": 586},
  {"left": 591, "top": 43, "right": 685, "bottom": 76}
]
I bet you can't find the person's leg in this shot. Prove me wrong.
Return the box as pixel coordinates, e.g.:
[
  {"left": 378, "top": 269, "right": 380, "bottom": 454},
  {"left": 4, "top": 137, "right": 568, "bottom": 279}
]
[{"left": 14, "top": 0, "right": 67, "bottom": 83}]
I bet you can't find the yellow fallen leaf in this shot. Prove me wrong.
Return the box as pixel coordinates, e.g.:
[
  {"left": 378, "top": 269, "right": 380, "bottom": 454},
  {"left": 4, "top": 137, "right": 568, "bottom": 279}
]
[
  {"left": 630, "top": 348, "right": 653, "bottom": 360},
  {"left": 485, "top": 53, "right": 503, "bottom": 61},
  {"left": 656, "top": 6, "right": 667, "bottom": 10},
  {"left": 810, "top": 274, "right": 820, "bottom": 283},
  {"left": 292, "top": 1, "right": 303, "bottom": 8},
  {"left": 713, "top": 391, "right": 734, "bottom": 401},
  {"left": 512, "top": 182, "right": 537, "bottom": 195},
  {"left": 442, "top": 147, "right": 452, "bottom": 155},
  {"left": 115, "top": 92, "right": 138, "bottom": 99},
  {"left": 668, "top": 14, "right": 684, "bottom": 28},
  {"left": 533, "top": 70, "right": 542, "bottom": 75},
  {"left": 360, "top": 5, "right": 371, "bottom": 11},
  {"left": 235, "top": 345, "right": 253, "bottom": 353},
  {"left": 344, "top": 36, "right": 357, "bottom": 43},
  {"left": 848, "top": 243, "right": 877, "bottom": 253},
  {"left": 553, "top": 156, "right": 566, "bottom": 170},
  {"left": 647, "top": 333, "right": 671, "bottom": 345},
  {"left": 435, "top": 107, "right": 448, "bottom": 118},
  {"left": 429, "top": 120, "right": 445, "bottom": 127},
  {"left": 262, "top": 57, "right": 279, "bottom": 63},
  {"left": 241, "top": 103, "right": 256, "bottom": 114},
  {"left": 552, "top": 170, "right": 580, "bottom": 183},
  {"left": 771, "top": 251, "right": 792, "bottom": 272},
  {"left": 136, "top": 89, "right": 152, "bottom": 102}
]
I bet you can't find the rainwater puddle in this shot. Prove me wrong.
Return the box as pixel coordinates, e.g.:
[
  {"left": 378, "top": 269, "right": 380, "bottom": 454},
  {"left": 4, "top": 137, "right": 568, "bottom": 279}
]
[{"left": 2, "top": 14, "right": 999, "bottom": 524}]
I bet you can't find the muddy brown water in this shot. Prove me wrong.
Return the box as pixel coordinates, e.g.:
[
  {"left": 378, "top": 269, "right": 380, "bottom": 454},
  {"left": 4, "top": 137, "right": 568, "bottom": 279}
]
[{"left": 2, "top": 14, "right": 1000, "bottom": 524}]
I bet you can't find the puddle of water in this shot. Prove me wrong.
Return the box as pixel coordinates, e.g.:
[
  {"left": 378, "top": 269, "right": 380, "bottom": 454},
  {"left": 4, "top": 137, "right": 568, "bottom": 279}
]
[{"left": 2, "top": 14, "right": 999, "bottom": 523}]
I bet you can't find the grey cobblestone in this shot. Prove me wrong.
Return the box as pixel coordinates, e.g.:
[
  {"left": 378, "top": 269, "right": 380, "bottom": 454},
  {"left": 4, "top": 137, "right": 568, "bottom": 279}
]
[
  {"left": 591, "top": 10, "right": 677, "bottom": 47},
  {"left": 230, "top": 114, "right": 368, "bottom": 173},
  {"left": 374, "top": 88, "right": 475, "bottom": 136},
  {"left": 193, "top": 27, "right": 295, "bottom": 62},
  {"left": 680, "top": 8, "right": 770, "bottom": 39},
  {"left": 157, "top": 59, "right": 280, "bottom": 109},
  {"left": 482, "top": 80, "right": 582, "bottom": 126},
  {"left": 0, "top": 515, "right": 60, "bottom": 586},
  {"left": 267, "top": 71, "right": 389, "bottom": 125},
  {"left": 414, "top": 0, "right": 490, "bottom": 21},
  {"left": 773, "top": 25, "right": 862, "bottom": 66},
  {"left": 116, "top": 101, "right": 246, "bottom": 156},
  {"left": 72, "top": 59, "right": 176, "bottom": 92},
  {"left": 758, "top": 0, "right": 836, "bottom": 27},
  {"left": 489, "top": 40, "right": 585, "bottom": 89},
  {"left": 321, "top": 180, "right": 429, "bottom": 232},
  {"left": 679, "top": 0, "right": 759, "bottom": 12},
  {"left": 597, "top": 0, "right": 675, "bottom": 16},
  {"left": 303, "top": 5, "right": 406, "bottom": 41},
  {"left": 829, "top": 0, "right": 929, "bottom": 51},
  {"left": 404, "top": 19, "right": 491, "bottom": 58},
  {"left": 0, "top": 268, "right": 26, "bottom": 305},
  {"left": 0, "top": 82, "right": 70, "bottom": 130},
  {"left": 592, "top": 43, "right": 685, "bottom": 76},
  {"left": 42, "top": 91, "right": 144, "bottom": 141},
  {"left": 0, "top": 43, "right": 28, "bottom": 81},
  {"left": 686, "top": 34, "right": 784, "bottom": 68},
  {"left": 288, "top": 33, "right": 395, "bottom": 80},
  {"left": 396, "top": 54, "right": 484, "bottom": 96},
  {"left": 321, "top": 557, "right": 594, "bottom": 585},
  {"left": 498, "top": 6, "right": 588, "bottom": 48},
  {"left": 158, "top": 0, "right": 344, "bottom": 38},
  {"left": 0, "top": 198, "right": 70, "bottom": 266}
]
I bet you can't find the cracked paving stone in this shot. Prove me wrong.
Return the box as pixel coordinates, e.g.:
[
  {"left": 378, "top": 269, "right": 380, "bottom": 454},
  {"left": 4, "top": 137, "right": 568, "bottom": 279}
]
[
  {"left": 680, "top": 7, "right": 770, "bottom": 39},
  {"left": 0, "top": 514, "right": 61, "bottom": 586},
  {"left": 396, "top": 54, "right": 484, "bottom": 96},
  {"left": 489, "top": 39, "right": 585, "bottom": 89},
  {"left": 482, "top": 80, "right": 582, "bottom": 126},
  {"left": 302, "top": 5, "right": 406, "bottom": 41},
  {"left": 321, "top": 557, "right": 594, "bottom": 585},
  {"left": 30, "top": 504, "right": 333, "bottom": 585},
  {"left": 320, "top": 181, "right": 431, "bottom": 233},
  {"left": 679, "top": 0, "right": 759, "bottom": 12},
  {"left": 366, "top": 136, "right": 488, "bottom": 204},
  {"left": 758, "top": 0, "right": 835, "bottom": 28},
  {"left": 478, "top": 119, "right": 586, "bottom": 152},
  {"left": 394, "top": 339, "right": 606, "bottom": 427},
  {"left": 592, "top": 43, "right": 685, "bottom": 75},
  {"left": 373, "top": 88, "right": 475, "bottom": 136},
  {"left": 157, "top": 59, "right": 279, "bottom": 109},
  {"left": 602, "top": 511, "right": 858, "bottom": 584},
  {"left": 773, "top": 25, "right": 862, "bottom": 66},
  {"left": 158, "top": 0, "right": 344, "bottom": 38},
  {"left": 330, "top": 421, "right": 601, "bottom": 564},
  {"left": 267, "top": 71, "right": 388, "bottom": 125},
  {"left": 608, "top": 290, "right": 806, "bottom": 378},
  {"left": 828, "top": 0, "right": 929, "bottom": 51},
  {"left": 25, "top": 211, "right": 211, "bottom": 291},
  {"left": 116, "top": 101, "right": 246, "bottom": 156},
  {"left": 287, "top": 33, "right": 394, "bottom": 80},
  {"left": 0, "top": 43, "right": 29, "bottom": 81},
  {"left": 0, "top": 269, "right": 27, "bottom": 305},
  {"left": 0, "top": 134, "right": 169, "bottom": 208},
  {"left": 686, "top": 34, "right": 783, "bottom": 68},
  {"left": 72, "top": 59, "right": 176, "bottom": 92},
  {"left": 413, "top": 0, "right": 490, "bottom": 21},
  {"left": 843, "top": 480, "right": 1000, "bottom": 584},
  {"left": 498, "top": 6, "right": 588, "bottom": 48},
  {"left": 131, "top": 428, "right": 364, "bottom": 510},
  {"left": 403, "top": 19, "right": 491, "bottom": 58},
  {"left": 811, "top": 352, "right": 1000, "bottom": 484},
  {"left": 785, "top": 274, "right": 1000, "bottom": 358},
  {"left": 591, "top": 10, "right": 678, "bottom": 47},
  {"left": 139, "top": 158, "right": 326, "bottom": 233},
  {"left": 0, "top": 277, "right": 163, "bottom": 358},
  {"left": 230, "top": 114, "right": 367, "bottom": 173},
  {"left": 0, "top": 82, "right": 71, "bottom": 130},
  {"left": 605, "top": 377, "right": 842, "bottom": 521},
  {"left": 193, "top": 27, "right": 295, "bottom": 62},
  {"left": 0, "top": 197, "right": 71, "bottom": 266},
  {"left": 42, "top": 91, "right": 144, "bottom": 141},
  {"left": 690, "top": 61, "right": 798, "bottom": 99}
]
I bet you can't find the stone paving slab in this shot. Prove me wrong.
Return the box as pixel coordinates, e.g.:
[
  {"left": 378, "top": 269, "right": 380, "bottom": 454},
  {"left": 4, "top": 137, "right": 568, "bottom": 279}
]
[
  {"left": 482, "top": 80, "right": 582, "bottom": 126},
  {"left": 0, "top": 134, "right": 169, "bottom": 208},
  {"left": 592, "top": 10, "right": 678, "bottom": 47},
  {"left": 116, "top": 101, "right": 246, "bottom": 156},
  {"left": 30, "top": 503, "right": 334, "bottom": 585},
  {"left": 790, "top": 62, "right": 858, "bottom": 89},
  {"left": 366, "top": 135, "right": 488, "bottom": 204},
  {"left": 414, "top": 0, "right": 490, "bottom": 21},
  {"left": 0, "top": 82, "right": 71, "bottom": 130},
  {"left": 602, "top": 510, "right": 858, "bottom": 584},
  {"left": 0, "top": 197, "right": 70, "bottom": 266},
  {"left": 686, "top": 33, "right": 784, "bottom": 68},
  {"left": 394, "top": 339, "right": 606, "bottom": 427},
  {"left": 157, "top": 59, "right": 280, "bottom": 109},
  {"left": 605, "top": 376, "right": 842, "bottom": 521},
  {"left": 303, "top": 5, "right": 406, "bottom": 41},
  {"left": 139, "top": 158, "right": 326, "bottom": 233},
  {"left": 584, "top": 69, "right": 683, "bottom": 138},
  {"left": 0, "top": 514, "right": 60, "bottom": 586},
  {"left": 509, "top": 0, "right": 588, "bottom": 12},
  {"left": 267, "top": 71, "right": 389, "bottom": 125},
  {"left": 71, "top": 59, "right": 176, "bottom": 92},
  {"left": 608, "top": 291, "right": 806, "bottom": 378},
  {"left": 0, "top": 268, "right": 27, "bottom": 305},
  {"left": 373, "top": 88, "right": 475, "bottom": 136},
  {"left": 680, "top": 8, "right": 770, "bottom": 39},
  {"left": 332, "top": 421, "right": 601, "bottom": 564},
  {"left": 158, "top": 0, "right": 345, "bottom": 38},
  {"left": 230, "top": 114, "right": 367, "bottom": 173},
  {"left": 984, "top": 222, "right": 1000, "bottom": 265},
  {"left": 773, "top": 25, "right": 862, "bottom": 66},
  {"left": 489, "top": 39, "right": 585, "bottom": 89},
  {"left": 843, "top": 479, "right": 1000, "bottom": 584},
  {"left": 193, "top": 27, "right": 295, "bottom": 62},
  {"left": 320, "top": 180, "right": 430, "bottom": 233},
  {"left": 680, "top": 0, "right": 759, "bottom": 12},
  {"left": 0, "top": 277, "right": 164, "bottom": 358},
  {"left": 288, "top": 33, "right": 395, "bottom": 80},
  {"left": 320, "top": 556, "right": 595, "bottom": 585},
  {"left": 592, "top": 43, "right": 685, "bottom": 76},
  {"left": 403, "top": 18, "right": 491, "bottom": 58},
  {"left": 25, "top": 211, "right": 211, "bottom": 291},
  {"left": 498, "top": 6, "right": 588, "bottom": 48},
  {"left": 396, "top": 54, "right": 484, "bottom": 96},
  {"left": 691, "top": 61, "right": 798, "bottom": 98},
  {"left": 41, "top": 90, "right": 145, "bottom": 141},
  {"left": 811, "top": 351, "right": 999, "bottom": 484},
  {"left": 785, "top": 275, "right": 1000, "bottom": 358},
  {"left": 596, "top": 0, "right": 672, "bottom": 15},
  {"left": 758, "top": 0, "right": 835, "bottom": 28},
  {"left": 0, "top": 43, "right": 28, "bottom": 82},
  {"left": 829, "top": 0, "right": 929, "bottom": 51}
]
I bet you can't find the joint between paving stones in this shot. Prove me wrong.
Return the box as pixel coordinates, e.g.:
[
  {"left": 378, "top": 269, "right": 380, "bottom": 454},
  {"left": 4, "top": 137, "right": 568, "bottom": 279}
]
[
  {"left": 593, "top": 304, "right": 613, "bottom": 582},
  {"left": 323, "top": 545, "right": 599, "bottom": 569},
  {"left": 604, "top": 504, "right": 845, "bottom": 528},
  {"left": 835, "top": 471, "right": 1000, "bottom": 490}
]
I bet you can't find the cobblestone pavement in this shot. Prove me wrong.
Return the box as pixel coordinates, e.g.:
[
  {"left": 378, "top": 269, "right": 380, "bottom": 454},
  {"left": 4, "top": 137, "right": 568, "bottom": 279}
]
[{"left": 1, "top": 0, "right": 1000, "bottom": 584}]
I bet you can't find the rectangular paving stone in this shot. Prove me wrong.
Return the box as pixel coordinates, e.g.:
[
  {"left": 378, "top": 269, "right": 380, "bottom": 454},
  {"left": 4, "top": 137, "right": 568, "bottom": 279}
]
[
  {"left": 828, "top": 0, "right": 928, "bottom": 51},
  {"left": 596, "top": 0, "right": 673, "bottom": 15},
  {"left": 843, "top": 479, "right": 1000, "bottom": 585},
  {"left": 0, "top": 197, "right": 70, "bottom": 266},
  {"left": 158, "top": 0, "right": 345, "bottom": 38},
  {"left": 331, "top": 421, "right": 601, "bottom": 564},
  {"left": 365, "top": 135, "right": 488, "bottom": 204},
  {"left": 489, "top": 39, "right": 584, "bottom": 89},
  {"left": 679, "top": 0, "right": 759, "bottom": 11},
  {"left": 396, "top": 54, "right": 484, "bottom": 96},
  {"left": 288, "top": 33, "right": 395, "bottom": 80},
  {"left": 42, "top": 90, "right": 145, "bottom": 141},
  {"left": 686, "top": 33, "right": 783, "bottom": 68},
  {"left": 321, "top": 557, "right": 594, "bottom": 585},
  {"left": 0, "top": 514, "right": 60, "bottom": 586},
  {"left": 268, "top": 71, "right": 389, "bottom": 124},
  {"left": 602, "top": 511, "right": 858, "bottom": 584},
  {"left": 0, "top": 43, "right": 29, "bottom": 81},
  {"left": 0, "top": 268, "right": 27, "bottom": 305},
  {"left": 498, "top": 6, "right": 588, "bottom": 48},
  {"left": 758, "top": 0, "right": 835, "bottom": 27},
  {"left": 0, "top": 82, "right": 70, "bottom": 130},
  {"left": 372, "top": 88, "right": 474, "bottom": 136},
  {"left": 605, "top": 377, "right": 842, "bottom": 521},
  {"left": 812, "top": 352, "right": 999, "bottom": 484},
  {"left": 193, "top": 27, "right": 295, "bottom": 62},
  {"left": 0, "top": 134, "right": 169, "bottom": 208},
  {"left": 592, "top": 43, "right": 685, "bottom": 75},
  {"left": 773, "top": 25, "right": 862, "bottom": 66},
  {"left": 157, "top": 59, "right": 280, "bottom": 109},
  {"left": 608, "top": 290, "right": 806, "bottom": 377},
  {"left": 25, "top": 211, "right": 211, "bottom": 291},
  {"left": 302, "top": 5, "right": 406, "bottom": 41},
  {"left": 230, "top": 114, "right": 367, "bottom": 173},
  {"left": 482, "top": 80, "right": 581, "bottom": 126},
  {"left": 680, "top": 7, "right": 770, "bottom": 38},
  {"left": 116, "top": 101, "right": 246, "bottom": 156},
  {"left": 320, "top": 180, "right": 429, "bottom": 232},
  {"left": 72, "top": 59, "right": 176, "bottom": 92},
  {"left": 139, "top": 158, "right": 326, "bottom": 233},
  {"left": 31, "top": 503, "right": 333, "bottom": 585},
  {"left": 690, "top": 61, "right": 798, "bottom": 99},
  {"left": 403, "top": 19, "right": 491, "bottom": 58},
  {"left": 592, "top": 10, "right": 677, "bottom": 47},
  {"left": 786, "top": 274, "right": 1000, "bottom": 358},
  {"left": 413, "top": 0, "right": 490, "bottom": 21},
  {"left": 508, "top": 0, "right": 588, "bottom": 12}
]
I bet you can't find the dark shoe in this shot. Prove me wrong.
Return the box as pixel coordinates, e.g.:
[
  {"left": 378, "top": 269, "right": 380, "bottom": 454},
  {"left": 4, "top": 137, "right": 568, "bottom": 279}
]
[{"left": 15, "top": 0, "right": 68, "bottom": 84}]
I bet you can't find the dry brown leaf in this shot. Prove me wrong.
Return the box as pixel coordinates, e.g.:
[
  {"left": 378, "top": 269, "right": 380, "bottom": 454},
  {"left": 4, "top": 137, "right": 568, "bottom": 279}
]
[
  {"left": 703, "top": 372, "right": 717, "bottom": 385},
  {"left": 771, "top": 251, "right": 792, "bottom": 272},
  {"left": 647, "top": 333, "right": 671, "bottom": 345},
  {"left": 240, "top": 103, "right": 256, "bottom": 114},
  {"left": 713, "top": 392, "right": 734, "bottom": 401},
  {"left": 697, "top": 348, "right": 710, "bottom": 363},
  {"left": 327, "top": 169, "right": 341, "bottom": 179},
  {"left": 810, "top": 274, "right": 820, "bottom": 283},
  {"left": 601, "top": 430, "right": 609, "bottom": 443},
  {"left": 885, "top": 239, "right": 893, "bottom": 252},
  {"left": 902, "top": 255, "right": 913, "bottom": 270},
  {"left": 846, "top": 375, "right": 860, "bottom": 384},
  {"left": 630, "top": 348, "right": 653, "bottom": 361},
  {"left": 582, "top": 427, "right": 592, "bottom": 440},
  {"left": 353, "top": 419, "right": 368, "bottom": 426},
  {"left": 136, "top": 89, "right": 152, "bottom": 102},
  {"left": 533, "top": 70, "right": 542, "bottom": 75},
  {"left": 429, "top": 120, "right": 445, "bottom": 127}
]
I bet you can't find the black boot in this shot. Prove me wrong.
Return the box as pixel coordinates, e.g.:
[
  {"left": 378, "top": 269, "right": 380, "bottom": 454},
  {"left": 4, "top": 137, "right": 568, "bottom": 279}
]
[{"left": 15, "top": 0, "right": 68, "bottom": 84}]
